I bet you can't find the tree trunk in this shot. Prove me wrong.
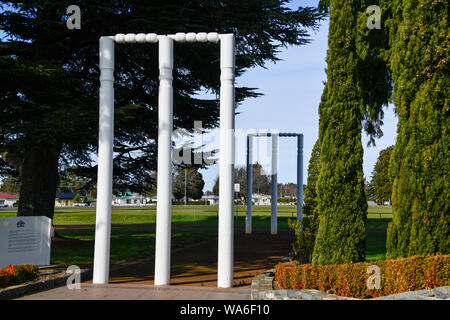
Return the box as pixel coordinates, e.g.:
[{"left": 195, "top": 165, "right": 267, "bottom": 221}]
[{"left": 18, "top": 146, "right": 61, "bottom": 219}]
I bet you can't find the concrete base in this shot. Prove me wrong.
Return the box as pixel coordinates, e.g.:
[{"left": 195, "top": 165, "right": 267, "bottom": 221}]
[{"left": 16, "top": 283, "right": 250, "bottom": 300}]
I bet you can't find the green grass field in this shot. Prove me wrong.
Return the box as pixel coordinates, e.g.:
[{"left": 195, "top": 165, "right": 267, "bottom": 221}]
[
  {"left": 0, "top": 204, "right": 392, "bottom": 227},
  {"left": 365, "top": 233, "right": 388, "bottom": 262},
  {"left": 51, "top": 228, "right": 216, "bottom": 267},
  {"left": 0, "top": 205, "right": 391, "bottom": 265}
]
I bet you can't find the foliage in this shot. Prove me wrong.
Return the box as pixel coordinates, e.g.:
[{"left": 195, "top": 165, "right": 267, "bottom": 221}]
[
  {"left": 288, "top": 214, "right": 319, "bottom": 264},
  {"left": 0, "top": 175, "right": 20, "bottom": 193},
  {"left": 288, "top": 138, "right": 320, "bottom": 263},
  {"left": 212, "top": 162, "right": 271, "bottom": 196},
  {"left": 371, "top": 145, "right": 393, "bottom": 204},
  {"left": 302, "top": 139, "right": 320, "bottom": 217},
  {"left": 57, "top": 171, "right": 93, "bottom": 196},
  {"left": 382, "top": 0, "right": 449, "bottom": 258},
  {"left": 72, "top": 194, "right": 81, "bottom": 204},
  {"left": 233, "top": 166, "right": 248, "bottom": 199},
  {"left": 364, "top": 177, "right": 376, "bottom": 201},
  {"left": 172, "top": 168, "right": 205, "bottom": 200},
  {"left": 250, "top": 163, "right": 271, "bottom": 195},
  {"left": 212, "top": 176, "right": 219, "bottom": 196},
  {"left": 276, "top": 254, "right": 449, "bottom": 299},
  {"left": 313, "top": 0, "right": 369, "bottom": 265},
  {"left": 0, "top": 0, "right": 325, "bottom": 218},
  {"left": 172, "top": 200, "right": 209, "bottom": 205},
  {"left": 278, "top": 183, "right": 299, "bottom": 198},
  {"left": 277, "top": 197, "right": 296, "bottom": 204},
  {"left": 0, "top": 264, "right": 39, "bottom": 288},
  {"left": 356, "top": 0, "right": 393, "bottom": 146},
  {"left": 321, "top": 0, "right": 392, "bottom": 146}
]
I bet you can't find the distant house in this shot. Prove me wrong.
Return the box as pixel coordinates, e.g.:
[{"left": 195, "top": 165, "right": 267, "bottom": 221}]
[
  {"left": 201, "top": 194, "right": 219, "bottom": 206},
  {"left": 55, "top": 193, "right": 76, "bottom": 207},
  {"left": 150, "top": 194, "right": 175, "bottom": 204},
  {"left": 252, "top": 193, "right": 271, "bottom": 206},
  {"left": 0, "top": 193, "right": 19, "bottom": 207},
  {"left": 112, "top": 192, "right": 149, "bottom": 206}
]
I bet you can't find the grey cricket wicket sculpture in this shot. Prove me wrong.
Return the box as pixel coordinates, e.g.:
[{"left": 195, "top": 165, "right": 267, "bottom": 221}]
[
  {"left": 245, "top": 133, "right": 304, "bottom": 235},
  {"left": 93, "top": 32, "right": 235, "bottom": 288}
]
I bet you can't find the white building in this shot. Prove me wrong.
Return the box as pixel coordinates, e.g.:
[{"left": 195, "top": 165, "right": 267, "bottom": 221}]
[
  {"left": 252, "top": 193, "right": 271, "bottom": 206},
  {"left": 55, "top": 192, "right": 76, "bottom": 207},
  {"left": 112, "top": 192, "right": 149, "bottom": 206},
  {"left": 201, "top": 194, "right": 219, "bottom": 205},
  {"left": 0, "top": 193, "right": 19, "bottom": 207}
]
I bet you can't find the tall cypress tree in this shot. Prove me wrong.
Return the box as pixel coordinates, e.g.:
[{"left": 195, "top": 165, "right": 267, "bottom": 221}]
[
  {"left": 289, "top": 138, "right": 320, "bottom": 263},
  {"left": 302, "top": 139, "right": 320, "bottom": 217},
  {"left": 312, "top": 0, "right": 368, "bottom": 265},
  {"left": 371, "top": 145, "right": 394, "bottom": 205},
  {"left": 384, "top": 0, "right": 449, "bottom": 257}
]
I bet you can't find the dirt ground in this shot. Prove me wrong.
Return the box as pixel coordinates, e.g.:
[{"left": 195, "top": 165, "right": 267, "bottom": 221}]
[{"left": 97, "top": 226, "right": 295, "bottom": 288}]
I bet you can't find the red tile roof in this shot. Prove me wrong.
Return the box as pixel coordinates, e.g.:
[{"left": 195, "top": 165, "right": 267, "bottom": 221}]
[{"left": 0, "top": 193, "right": 19, "bottom": 199}]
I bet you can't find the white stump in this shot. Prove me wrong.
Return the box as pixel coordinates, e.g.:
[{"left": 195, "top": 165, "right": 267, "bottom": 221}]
[
  {"left": 217, "top": 34, "right": 235, "bottom": 288},
  {"left": 154, "top": 36, "right": 174, "bottom": 286},
  {"left": 93, "top": 36, "right": 115, "bottom": 284}
]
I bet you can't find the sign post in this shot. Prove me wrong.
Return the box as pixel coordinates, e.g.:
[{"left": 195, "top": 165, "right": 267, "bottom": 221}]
[
  {"left": 0, "top": 216, "right": 52, "bottom": 268},
  {"left": 234, "top": 183, "right": 240, "bottom": 223}
]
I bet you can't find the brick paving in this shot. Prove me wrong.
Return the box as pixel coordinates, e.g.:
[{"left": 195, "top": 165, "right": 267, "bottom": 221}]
[{"left": 18, "top": 227, "right": 293, "bottom": 300}]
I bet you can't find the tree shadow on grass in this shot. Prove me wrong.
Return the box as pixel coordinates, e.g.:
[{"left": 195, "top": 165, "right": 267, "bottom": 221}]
[{"left": 51, "top": 227, "right": 217, "bottom": 268}]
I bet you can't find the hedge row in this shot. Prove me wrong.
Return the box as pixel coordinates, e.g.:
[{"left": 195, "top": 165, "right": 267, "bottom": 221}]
[
  {"left": 0, "top": 264, "right": 39, "bottom": 288},
  {"left": 275, "top": 254, "right": 449, "bottom": 299},
  {"left": 277, "top": 198, "right": 296, "bottom": 204}
]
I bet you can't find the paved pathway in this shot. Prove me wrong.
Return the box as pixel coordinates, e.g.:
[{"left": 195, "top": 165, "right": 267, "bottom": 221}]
[
  {"left": 105, "top": 228, "right": 293, "bottom": 287},
  {"left": 17, "top": 283, "right": 250, "bottom": 300},
  {"left": 17, "top": 227, "right": 293, "bottom": 300}
]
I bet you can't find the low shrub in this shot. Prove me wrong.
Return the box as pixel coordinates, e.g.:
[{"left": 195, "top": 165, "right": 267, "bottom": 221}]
[
  {"left": 0, "top": 264, "right": 39, "bottom": 288},
  {"left": 275, "top": 254, "right": 449, "bottom": 298},
  {"left": 172, "top": 201, "right": 210, "bottom": 205},
  {"left": 277, "top": 198, "right": 296, "bottom": 204},
  {"left": 288, "top": 214, "right": 319, "bottom": 264}
]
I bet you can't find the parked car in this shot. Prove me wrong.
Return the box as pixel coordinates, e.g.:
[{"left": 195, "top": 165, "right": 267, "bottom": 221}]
[
  {"left": 0, "top": 203, "right": 9, "bottom": 208},
  {"left": 74, "top": 203, "right": 89, "bottom": 207}
]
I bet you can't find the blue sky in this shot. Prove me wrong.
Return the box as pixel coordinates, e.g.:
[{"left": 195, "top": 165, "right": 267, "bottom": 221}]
[{"left": 199, "top": 0, "right": 398, "bottom": 192}]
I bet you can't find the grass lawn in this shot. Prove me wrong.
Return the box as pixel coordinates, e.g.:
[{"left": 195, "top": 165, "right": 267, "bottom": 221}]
[
  {"left": 365, "top": 233, "right": 388, "bottom": 261},
  {"left": 0, "top": 205, "right": 391, "bottom": 228},
  {"left": 0, "top": 205, "right": 391, "bottom": 265}
]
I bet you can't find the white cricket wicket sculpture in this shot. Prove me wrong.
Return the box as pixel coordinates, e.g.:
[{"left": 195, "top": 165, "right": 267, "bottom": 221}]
[
  {"left": 93, "top": 32, "right": 235, "bottom": 288},
  {"left": 245, "top": 133, "right": 304, "bottom": 235}
]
